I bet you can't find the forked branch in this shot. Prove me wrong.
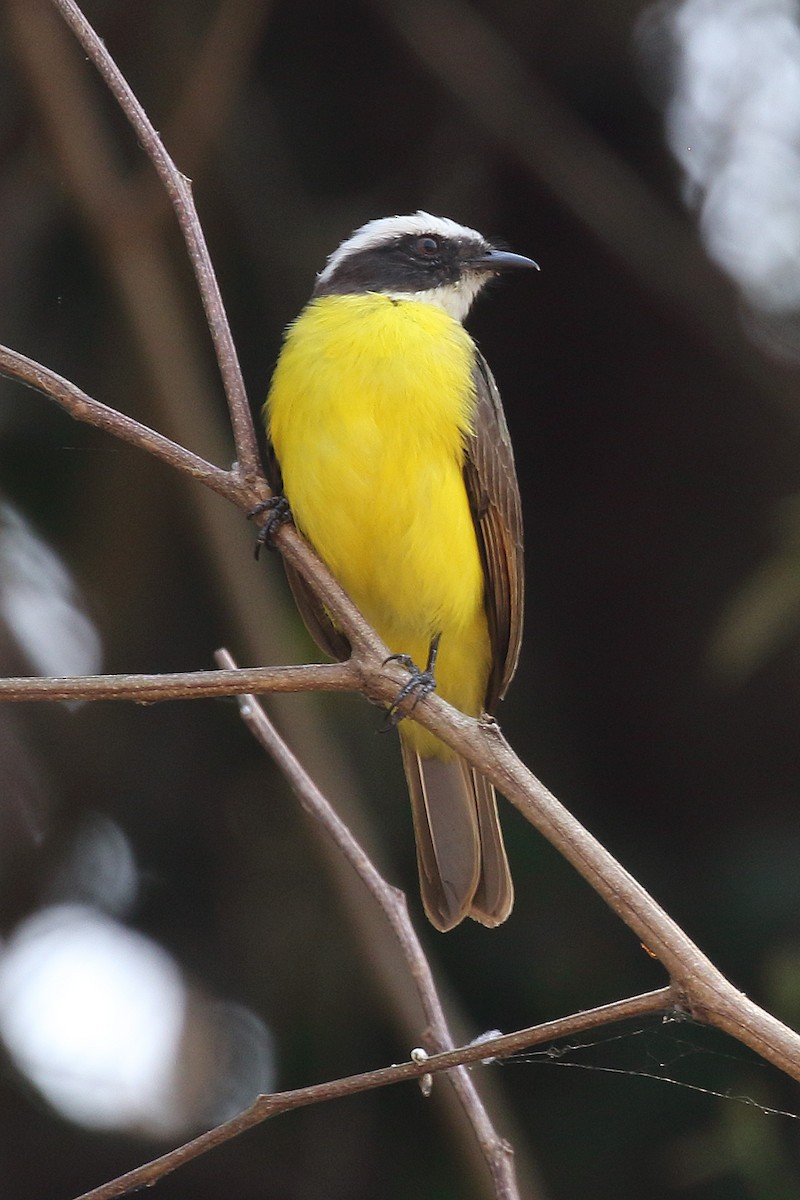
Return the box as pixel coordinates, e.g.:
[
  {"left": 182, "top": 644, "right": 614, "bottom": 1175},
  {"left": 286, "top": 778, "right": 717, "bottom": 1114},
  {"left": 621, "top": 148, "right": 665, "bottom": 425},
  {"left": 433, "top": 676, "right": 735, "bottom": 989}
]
[
  {"left": 1, "top": 3, "right": 799, "bottom": 1199},
  {"left": 0, "top": 0, "right": 796, "bottom": 1086}
]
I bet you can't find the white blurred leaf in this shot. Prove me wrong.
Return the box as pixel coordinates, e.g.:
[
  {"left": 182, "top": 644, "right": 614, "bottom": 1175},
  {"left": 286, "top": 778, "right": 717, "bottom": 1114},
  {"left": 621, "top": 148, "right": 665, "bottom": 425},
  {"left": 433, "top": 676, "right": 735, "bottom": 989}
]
[
  {"left": 0, "top": 503, "right": 101, "bottom": 679},
  {"left": 0, "top": 905, "right": 186, "bottom": 1133},
  {"left": 645, "top": 0, "right": 800, "bottom": 313}
]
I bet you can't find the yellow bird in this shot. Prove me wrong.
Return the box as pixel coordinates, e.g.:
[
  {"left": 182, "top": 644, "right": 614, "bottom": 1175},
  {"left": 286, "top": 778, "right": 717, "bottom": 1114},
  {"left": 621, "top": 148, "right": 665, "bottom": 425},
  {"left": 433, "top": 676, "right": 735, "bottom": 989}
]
[{"left": 265, "top": 213, "right": 536, "bottom": 930}]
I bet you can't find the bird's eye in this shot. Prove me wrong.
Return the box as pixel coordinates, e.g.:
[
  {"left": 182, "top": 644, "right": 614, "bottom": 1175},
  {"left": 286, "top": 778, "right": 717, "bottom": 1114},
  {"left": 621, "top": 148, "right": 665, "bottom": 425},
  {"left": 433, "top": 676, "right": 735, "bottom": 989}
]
[{"left": 415, "top": 236, "right": 440, "bottom": 257}]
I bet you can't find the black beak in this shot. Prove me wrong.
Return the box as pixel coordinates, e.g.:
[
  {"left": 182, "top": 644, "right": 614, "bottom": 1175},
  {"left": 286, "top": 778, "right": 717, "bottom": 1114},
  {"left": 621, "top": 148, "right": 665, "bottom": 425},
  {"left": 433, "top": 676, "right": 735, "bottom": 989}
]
[{"left": 469, "top": 248, "right": 540, "bottom": 273}]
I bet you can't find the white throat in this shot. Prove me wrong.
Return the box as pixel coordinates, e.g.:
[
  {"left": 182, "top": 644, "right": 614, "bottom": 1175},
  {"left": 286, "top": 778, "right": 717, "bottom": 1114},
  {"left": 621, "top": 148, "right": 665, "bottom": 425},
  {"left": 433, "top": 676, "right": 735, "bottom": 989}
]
[{"left": 384, "top": 277, "right": 486, "bottom": 324}]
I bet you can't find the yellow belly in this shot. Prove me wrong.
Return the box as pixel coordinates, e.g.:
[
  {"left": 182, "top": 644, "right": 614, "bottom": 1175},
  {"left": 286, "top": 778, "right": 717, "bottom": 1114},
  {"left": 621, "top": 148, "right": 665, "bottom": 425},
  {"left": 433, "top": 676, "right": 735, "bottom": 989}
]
[{"left": 267, "top": 293, "right": 491, "bottom": 756}]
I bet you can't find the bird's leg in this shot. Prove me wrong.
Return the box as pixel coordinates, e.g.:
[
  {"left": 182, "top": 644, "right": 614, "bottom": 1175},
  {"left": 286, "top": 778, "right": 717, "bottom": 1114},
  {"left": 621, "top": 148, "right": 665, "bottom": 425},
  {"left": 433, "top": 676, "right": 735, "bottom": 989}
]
[
  {"left": 249, "top": 496, "right": 293, "bottom": 559},
  {"left": 383, "top": 634, "right": 441, "bottom": 728}
]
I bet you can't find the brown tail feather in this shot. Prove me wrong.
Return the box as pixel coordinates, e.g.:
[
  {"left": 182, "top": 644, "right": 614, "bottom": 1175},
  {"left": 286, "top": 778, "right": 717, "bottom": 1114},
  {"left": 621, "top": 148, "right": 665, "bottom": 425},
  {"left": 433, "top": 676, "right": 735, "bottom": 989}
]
[
  {"left": 400, "top": 739, "right": 513, "bottom": 931},
  {"left": 467, "top": 766, "right": 514, "bottom": 927}
]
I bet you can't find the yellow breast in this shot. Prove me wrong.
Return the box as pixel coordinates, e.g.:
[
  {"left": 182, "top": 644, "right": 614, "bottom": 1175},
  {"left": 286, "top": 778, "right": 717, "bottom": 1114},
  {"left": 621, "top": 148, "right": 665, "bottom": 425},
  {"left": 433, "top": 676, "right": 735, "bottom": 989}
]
[{"left": 266, "top": 292, "right": 491, "bottom": 739}]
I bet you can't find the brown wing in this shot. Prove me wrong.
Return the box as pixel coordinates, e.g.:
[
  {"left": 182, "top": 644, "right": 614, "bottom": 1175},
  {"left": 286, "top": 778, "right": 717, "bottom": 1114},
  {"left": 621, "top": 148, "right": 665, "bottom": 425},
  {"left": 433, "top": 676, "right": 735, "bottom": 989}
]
[
  {"left": 266, "top": 439, "right": 351, "bottom": 663},
  {"left": 464, "top": 350, "right": 525, "bottom": 710}
]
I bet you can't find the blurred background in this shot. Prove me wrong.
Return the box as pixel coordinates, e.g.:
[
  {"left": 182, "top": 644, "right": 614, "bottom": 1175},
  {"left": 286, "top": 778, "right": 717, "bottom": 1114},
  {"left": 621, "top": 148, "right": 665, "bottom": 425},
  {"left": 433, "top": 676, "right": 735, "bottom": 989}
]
[{"left": 2, "top": 0, "right": 800, "bottom": 1196}]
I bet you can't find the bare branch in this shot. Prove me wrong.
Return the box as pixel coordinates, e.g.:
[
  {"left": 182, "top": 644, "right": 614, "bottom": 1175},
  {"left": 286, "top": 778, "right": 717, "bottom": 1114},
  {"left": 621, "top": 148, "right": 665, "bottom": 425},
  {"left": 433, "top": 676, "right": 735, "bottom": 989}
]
[
  {"left": 4, "top": 314, "right": 800, "bottom": 1090},
  {"left": 217, "top": 648, "right": 521, "bottom": 1200},
  {"left": 72, "top": 986, "right": 675, "bottom": 1200},
  {"left": 3, "top": 589, "right": 798, "bottom": 1089},
  {"left": 0, "top": 662, "right": 355, "bottom": 703},
  {"left": 0, "top": 330, "right": 390, "bottom": 661},
  {"left": 0, "top": 343, "right": 234, "bottom": 499},
  {"left": 3, "top": 0, "right": 794, "bottom": 1160},
  {"left": 49, "top": 0, "right": 262, "bottom": 482},
  {"left": 346, "top": 656, "right": 800, "bottom": 1080}
]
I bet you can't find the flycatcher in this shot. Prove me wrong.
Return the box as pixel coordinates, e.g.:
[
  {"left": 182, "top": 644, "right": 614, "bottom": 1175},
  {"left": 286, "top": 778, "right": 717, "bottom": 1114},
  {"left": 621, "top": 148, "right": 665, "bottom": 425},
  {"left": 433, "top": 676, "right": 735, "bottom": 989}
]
[{"left": 265, "top": 212, "right": 536, "bottom": 930}]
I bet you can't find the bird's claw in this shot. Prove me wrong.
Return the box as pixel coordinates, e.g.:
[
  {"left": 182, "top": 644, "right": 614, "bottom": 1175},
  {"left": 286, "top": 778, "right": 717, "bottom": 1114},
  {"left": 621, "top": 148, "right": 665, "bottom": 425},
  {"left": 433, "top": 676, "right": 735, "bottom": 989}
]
[
  {"left": 249, "top": 496, "right": 293, "bottom": 558},
  {"left": 382, "top": 652, "right": 438, "bottom": 729}
]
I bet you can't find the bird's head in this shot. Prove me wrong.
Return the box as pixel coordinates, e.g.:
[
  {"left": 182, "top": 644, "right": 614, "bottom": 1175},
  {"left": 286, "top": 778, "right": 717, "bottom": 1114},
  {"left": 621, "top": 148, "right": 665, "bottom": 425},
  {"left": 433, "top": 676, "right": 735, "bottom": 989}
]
[{"left": 313, "top": 212, "right": 538, "bottom": 323}]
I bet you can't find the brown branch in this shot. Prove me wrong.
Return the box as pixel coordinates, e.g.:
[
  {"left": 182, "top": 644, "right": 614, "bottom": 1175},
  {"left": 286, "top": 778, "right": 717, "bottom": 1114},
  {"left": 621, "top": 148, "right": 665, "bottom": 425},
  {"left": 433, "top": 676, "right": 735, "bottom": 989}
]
[
  {"left": 4, "top": 613, "right": 799, "bottom": 1086},
  {"left": 0, "top": 662, "right": 355, "bottom": 703},
  {"left": 6, "top": 3, "right": 386, "bottom": 664},
  {"left": 4, "top": 5, "right": 715, "bottom": 1200},
  {"left": 49, "top": 0, "right": 261, "bottom": 483},
  {"left": 216, "top": 648, "right": 520, "bottom": 1200},
  {"left": 0, "top": 335, "right": 384, "bottom": 657},
  {"left": 4, "top": 324, "right": 800, "bottom": 1090},
  {"left": 226, "top": 643, "right": 800, "bottom": 1083},
  {"left": 72, "top": 986, "right": 675, "bottom": 1200},
  {"left": 0, "top": 343, "right": 234, "bottom": 500},
  {"left": 343, "top": 658, "right": 800, "bottom": 1080},
  {"left": 2, "top": 0, "right": 795, "bottom": 1179}
]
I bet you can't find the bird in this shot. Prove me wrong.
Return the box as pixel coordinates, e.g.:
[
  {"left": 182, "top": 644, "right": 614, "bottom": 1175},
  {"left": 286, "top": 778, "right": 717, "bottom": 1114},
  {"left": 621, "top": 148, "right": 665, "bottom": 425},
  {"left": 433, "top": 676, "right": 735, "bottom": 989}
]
[{"left": 265, "top": 212, "right": 536, "bottom": 931}]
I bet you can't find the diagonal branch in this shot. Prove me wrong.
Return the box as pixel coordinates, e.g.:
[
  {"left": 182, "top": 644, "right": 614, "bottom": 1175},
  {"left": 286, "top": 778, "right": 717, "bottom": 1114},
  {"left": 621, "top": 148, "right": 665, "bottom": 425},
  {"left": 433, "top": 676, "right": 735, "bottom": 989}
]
[
  {"left": 0, "top": 344, "right": 233, "bottom": 499},
  {"left": 0, "top": 0, "right": 794, "bottom": 1149},
  {"left": 48, "top": 0, "right": 261, "bottom": 482},
  {"left": 2, "top": 313, "right": 800, "bottom": 1085},
  {"left": 0, "top": 335, "right": 384, "bottom": 657},
  {"left": 72, "top": 986, "right": 675, "bottom": 1200},
  {"left": 216, "top": 647, "right": 520, "bottom": 1200}
]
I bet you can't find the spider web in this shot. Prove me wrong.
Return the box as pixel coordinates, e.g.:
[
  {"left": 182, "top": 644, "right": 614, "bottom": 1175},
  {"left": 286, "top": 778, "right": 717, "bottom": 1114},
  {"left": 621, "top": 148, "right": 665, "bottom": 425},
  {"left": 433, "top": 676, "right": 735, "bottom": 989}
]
[{"left": 497, "top": 1011, "right": 800, "bottom": 1120}]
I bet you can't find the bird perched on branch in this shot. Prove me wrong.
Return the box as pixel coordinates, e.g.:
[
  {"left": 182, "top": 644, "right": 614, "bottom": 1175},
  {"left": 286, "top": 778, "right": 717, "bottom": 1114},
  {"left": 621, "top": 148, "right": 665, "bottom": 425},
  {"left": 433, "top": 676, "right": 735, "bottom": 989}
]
[{"left": 265, "top": 212, "right": 537, "bottom": 930}]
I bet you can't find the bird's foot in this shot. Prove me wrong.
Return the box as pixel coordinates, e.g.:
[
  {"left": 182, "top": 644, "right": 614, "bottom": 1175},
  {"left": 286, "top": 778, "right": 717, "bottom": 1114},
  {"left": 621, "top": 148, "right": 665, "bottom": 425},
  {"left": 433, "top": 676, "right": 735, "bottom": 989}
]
[
  {"left": 249, "top": 496, "right": 293, "bottom": 559},
  {"left": 382, "top": 637, "right": 440, "bottom": 729}
]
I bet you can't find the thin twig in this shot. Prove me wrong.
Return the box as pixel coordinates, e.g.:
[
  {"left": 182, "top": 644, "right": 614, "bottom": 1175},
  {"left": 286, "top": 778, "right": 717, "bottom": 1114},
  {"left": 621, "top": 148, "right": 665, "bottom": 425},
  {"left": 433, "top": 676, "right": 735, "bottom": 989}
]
[
  {"left": 72, "top": 986, "right": 675, "bottom": 1200},
  {"left": 217, "top": 648, "right": 520, "bottom": 1200},
  {"left": 49, "top": 0, "right": 261, "bottom": 482}
]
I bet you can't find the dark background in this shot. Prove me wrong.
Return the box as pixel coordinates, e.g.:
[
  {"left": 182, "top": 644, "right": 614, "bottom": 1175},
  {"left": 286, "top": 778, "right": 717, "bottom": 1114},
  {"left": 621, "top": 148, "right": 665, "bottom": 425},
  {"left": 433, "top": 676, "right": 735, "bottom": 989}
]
[{"left": 2, "top": 0, "right": 800, "bottom": 1197}]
